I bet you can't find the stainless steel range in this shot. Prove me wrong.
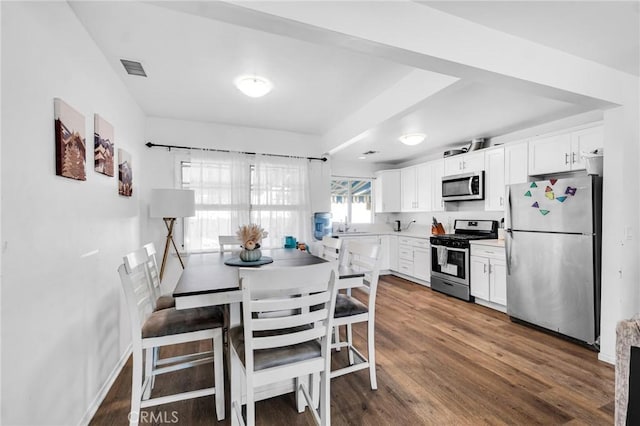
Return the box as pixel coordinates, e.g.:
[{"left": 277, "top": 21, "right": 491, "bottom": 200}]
[{"left": 430, "top": 219, "right": 498, "bottom": 301}]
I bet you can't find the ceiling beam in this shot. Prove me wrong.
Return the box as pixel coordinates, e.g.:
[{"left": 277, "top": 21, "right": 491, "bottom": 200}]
[{"left": 183, "top": 0, "right": 631, "bottom": 108}]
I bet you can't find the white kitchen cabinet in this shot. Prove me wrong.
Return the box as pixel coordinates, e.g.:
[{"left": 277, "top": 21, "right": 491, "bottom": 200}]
[
  {"left": 413, "top": 247, "right": 431, "bottom": 281},
  {"left": 570, "top": 125, "right": 604, "bottom": 171},
  {"left": 396, "top": 236, "right": 431, "bottom": 284},
  {"left": 505, "top": 140, "right": 529, "bottom": 185},
  {"left": 401, "top": 164, "right": 430, "bottom": 212},
  {"left": 431, "top": 159, "right": 445, "bottom": 212},
  {"left": 375, "top": 170, "right": 401, "bottom": 213},
  {"left": 528, "top": 124, "right": 603, "bottom": 175},
  {"left": 470, "top": 257, "right": 490, "bottom": 300},
  {"left": 444, "top": 151, "right": 485, "bottom": 176},
  {"left": 401, "top": 166, "right": 417, "bottom": 212},
  {"left": 484, "top": 147, "right": 505, "bottom": 211},
  {"left": 490, "top": 259, "right": 507, "bottom": 306},
  {"left": 470, "top": 243, "right": 506, "bottom": 311},
  {"left": 387, "top": 235, "right": 398, "bottom": 272}
]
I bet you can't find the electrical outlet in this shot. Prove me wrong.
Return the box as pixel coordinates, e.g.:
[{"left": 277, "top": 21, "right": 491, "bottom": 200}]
[{"left": 625, "top": 226, "right": 633, "bottom": 241}]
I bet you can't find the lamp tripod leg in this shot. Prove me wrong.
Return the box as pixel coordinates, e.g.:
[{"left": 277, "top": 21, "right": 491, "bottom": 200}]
[{"left": 160, "top": 218, "right": 184, "bottom": 281}]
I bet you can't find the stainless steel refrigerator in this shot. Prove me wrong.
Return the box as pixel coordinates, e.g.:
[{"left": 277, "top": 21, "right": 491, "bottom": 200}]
[{"left": 505, "top": 176, "right": 602, "bottom": 346}]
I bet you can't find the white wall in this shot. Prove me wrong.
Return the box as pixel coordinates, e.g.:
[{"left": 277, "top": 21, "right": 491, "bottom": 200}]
[{"left": 1, "top": 3, "right": 146, "bottom": 424}]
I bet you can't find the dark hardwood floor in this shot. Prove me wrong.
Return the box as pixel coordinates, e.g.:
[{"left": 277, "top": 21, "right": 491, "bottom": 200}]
[{"left": 91, "top": 274, "right": 614, "bottom": 425}]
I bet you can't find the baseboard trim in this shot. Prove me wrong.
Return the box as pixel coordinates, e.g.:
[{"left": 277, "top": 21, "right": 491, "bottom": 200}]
[
  {"left": 389, "top": 271, "right": 431, "bottom": 288},
  {"left": 598, "top": 350, "right": 615, "bottom": 365},
  {"left": 77, "top": 343, "right": 132, "bottom": 426}
]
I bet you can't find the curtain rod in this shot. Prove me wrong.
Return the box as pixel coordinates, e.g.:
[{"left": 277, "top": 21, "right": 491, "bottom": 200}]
[{"left": 145, "top": 141, "right": 328, "bottom": 162}]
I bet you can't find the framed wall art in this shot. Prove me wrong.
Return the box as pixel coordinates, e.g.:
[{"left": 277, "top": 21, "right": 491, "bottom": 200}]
[
  {"left": 54, "top": 98, "right": 86, "bottom": 181},
  {"left": 118, "top": 148, "right": 133, "bottom": 196},
  {"left": 94, "top": 114, "right": 114, "bottom": 177}
]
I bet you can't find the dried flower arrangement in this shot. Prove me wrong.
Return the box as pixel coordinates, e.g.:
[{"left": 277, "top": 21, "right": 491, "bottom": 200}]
[{"left": 236, "top": 224, "right": 268, "bottom": 250}]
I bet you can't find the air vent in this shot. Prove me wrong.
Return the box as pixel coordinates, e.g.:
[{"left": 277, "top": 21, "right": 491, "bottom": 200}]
[
  {"left": 120, "top": 59, "right": 147, "bottom": 77},
  {"left": 362, "top": 150, "right": 379, "bottom": 155}
]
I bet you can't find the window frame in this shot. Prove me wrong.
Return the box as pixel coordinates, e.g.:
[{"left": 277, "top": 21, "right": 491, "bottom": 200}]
[{"left": 330, "top": 177, "right": 374, "bottom": 225}]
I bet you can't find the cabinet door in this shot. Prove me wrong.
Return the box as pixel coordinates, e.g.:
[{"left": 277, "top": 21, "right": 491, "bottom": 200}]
[
  {"left": 570, "top": 125, "right": 603, "bottom": 171},
  {"left": 528, "top": 133, "right": 572, "bottom": 175},
  {"left": 489, "top": 259, "right": 507, "bottom": 306},
  {"left": 401, "top": 167, "right": 417, "bottom": 212},
  {"left": 388, "top": 235, "right": 398, "bottom": 272},
  {"left": 461, "top": 152, "right": 485, "bottom": 172},
  {"left": 378, "top": 235, "right": 390, "bottom": 271},
  {"left": 444, "top": 157, "right": 463, "bottom": 176},
  {"left": 470, "top": 256, "right": 490, "bottom": 300},
  {"left": 416, "top": 163, "right": 431, "bottom": 211},
  {"left": 413, "top": 247, "right": 431, "bottom": 281},
  {"left": 485, "top": 147, "right": 505, "bottom": 211},
  {"left": 431, "top": 159, "right": 445, "bottom": 212},
  {"left": 505, "top": 141, "right": 529, "bottom": 185},
  {"left": 374, "top": 176, "right": 384, "bottom": 212}
]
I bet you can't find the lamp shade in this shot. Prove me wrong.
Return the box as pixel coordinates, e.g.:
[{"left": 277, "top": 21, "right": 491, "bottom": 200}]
[{"left": 150, "top": 189, "right": 196, "bottom": 218}]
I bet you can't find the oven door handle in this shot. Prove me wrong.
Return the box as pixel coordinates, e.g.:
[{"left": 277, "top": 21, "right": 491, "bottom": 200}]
[
  {"left": 431, "top": 245, "right": 467, "bottom": 253},
  {"left": 468, "top": 177, "right": 473, "bottom": 195}
]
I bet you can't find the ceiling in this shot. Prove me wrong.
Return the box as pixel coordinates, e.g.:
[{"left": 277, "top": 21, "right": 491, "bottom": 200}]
[{"left": 69, "top": 1, "right": 639, "bottom": 164}]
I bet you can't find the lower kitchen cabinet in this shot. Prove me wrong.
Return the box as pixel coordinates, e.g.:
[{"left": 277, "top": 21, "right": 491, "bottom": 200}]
[
  {"left": 470, "top": 243, "right": 506, "bottom": 311},
  {"left": 396, "top": 236, "right": 431, "bottom": 284}
]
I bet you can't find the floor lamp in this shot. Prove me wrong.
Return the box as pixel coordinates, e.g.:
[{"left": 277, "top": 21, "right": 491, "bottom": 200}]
[{"left": 150, "top": 189, "right": 196, "bottom": 281}]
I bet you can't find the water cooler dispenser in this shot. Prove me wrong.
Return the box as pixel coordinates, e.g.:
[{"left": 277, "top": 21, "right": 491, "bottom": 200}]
[{"left": 313, "top": 212, "right": 332, "bottom": 240}]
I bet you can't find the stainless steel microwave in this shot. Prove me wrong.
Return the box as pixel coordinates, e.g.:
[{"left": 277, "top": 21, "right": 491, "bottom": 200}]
[{"left": 442, "top": 171, "right": 484, "bottom": 201}]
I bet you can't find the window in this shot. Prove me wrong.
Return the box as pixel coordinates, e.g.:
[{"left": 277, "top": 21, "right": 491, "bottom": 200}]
[
  {"left": 330, "top": 178, "right": 373, "bottom": 224},
  {"left": 181, "top": 152, "right": 311, "bottom": 252}
]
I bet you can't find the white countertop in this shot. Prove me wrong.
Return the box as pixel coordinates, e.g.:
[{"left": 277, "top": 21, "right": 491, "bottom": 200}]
[
  {"left": 470, "top": 239, "right": 505, "bottom": 248},
  {"left": 333, "top": 230, "right": 433, "bottom": 239}
]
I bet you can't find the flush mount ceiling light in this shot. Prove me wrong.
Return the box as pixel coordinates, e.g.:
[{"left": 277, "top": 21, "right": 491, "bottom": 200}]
[
  {"left": 234, "top": 75, "right": 273, "bottom": 98},
  {"left": 398, "top": 133, "right": 426, "bottom": 146}
]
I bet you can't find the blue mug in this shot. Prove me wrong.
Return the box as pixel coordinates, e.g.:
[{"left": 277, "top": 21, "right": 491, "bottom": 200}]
[{"left": 284, "top": 236, "right": 297, "bottom": 248}]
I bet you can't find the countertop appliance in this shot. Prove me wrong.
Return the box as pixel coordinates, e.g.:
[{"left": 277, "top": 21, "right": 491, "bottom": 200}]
[
  {"left": 505, "top": 176, "right": 602, "bottom": 346},
  {"left": 442, "top": 171, "right": 484, "bottom": 201},
  {"left": 430, "top": 219, "right": 498, "bottom": 301},
  {"left": 393, "top": 220, "right": 401, "bottom": 232}
]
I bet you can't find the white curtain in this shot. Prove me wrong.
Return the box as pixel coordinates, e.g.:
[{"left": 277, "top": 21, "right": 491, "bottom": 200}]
[
  {"left": 183, "top": 150, "right": 250, "bottom": 252},
  {"left": 251, "top": 155, "right": 312, "bottom": 248}
]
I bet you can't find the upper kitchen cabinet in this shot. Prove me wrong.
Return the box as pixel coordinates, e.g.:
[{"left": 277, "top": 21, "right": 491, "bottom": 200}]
[
  {"left": 484, "top": 147, "right": 505, "bottom": 211},
  {"left": 505, "top": 140, "right": 529, "bottom": 185},
  {"left": 431, "top": 159, "right": 445, "bottom": 212},
  {"left": 444, "top": 151, "right": 485, "bottom": 176},
  {"left": 528, "top": 123, "right": 603, "bottom": 175},
  {"left": 401, "top": 164, "right": 431, "bottom": 212},
  {"left": 374, "top": 170, "right": 401, "bottom": 213}
]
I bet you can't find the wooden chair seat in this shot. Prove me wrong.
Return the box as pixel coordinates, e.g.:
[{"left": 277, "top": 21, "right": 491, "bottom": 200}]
[
  {"left": 334, "top": 294, "right": 368, "bottom": 319},
  {"left": 229, "top": 326, "right": 321, "bottom": 371},
  {"left": 142, "top": 306, "right": 223, "bottom": 339}
]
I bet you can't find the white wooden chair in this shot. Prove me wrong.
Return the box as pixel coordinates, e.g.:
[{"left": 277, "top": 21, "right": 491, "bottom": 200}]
[
  {"left": 319, "top": 236, "right": 341, "bottom": 261},
  {"left": 331, "top": 241, "right": 381, "bottom": 390},
  {"left": 119, "top": 248, "right": 225, "bottom": 425},
  {"left": 219, "top": 235, "right": 241, "bottom": 253},
  {"left": 143, "top": 242, "right": 175, "bottom": 310},
  {"left": 318, "top": 236, "right": 343, "bottom": 349},
  {"left": 229, "top": 262, "right": 339, "bottom": 426}
]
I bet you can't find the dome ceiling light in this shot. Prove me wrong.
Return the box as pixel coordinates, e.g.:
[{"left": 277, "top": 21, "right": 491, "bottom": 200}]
[
  {"left": 234, "top": 75, "right": 273, "bottom": 98},
  {"left": 399, "top": 133, "right": 426, "bottom": 146}
]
